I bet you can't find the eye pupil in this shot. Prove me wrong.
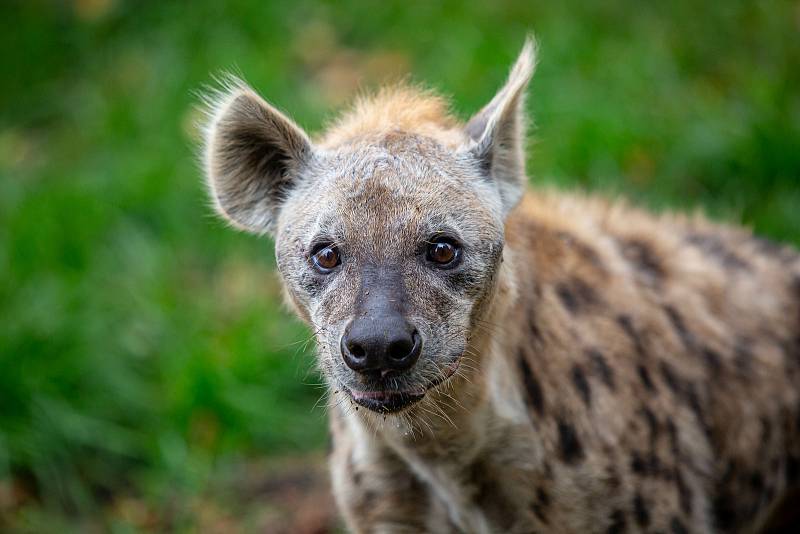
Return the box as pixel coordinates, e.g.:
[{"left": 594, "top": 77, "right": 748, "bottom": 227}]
[
  {"left": 427, "top": 241, "right": 458, "bottom": 266},
  {"left": 312, "top": 245, "right": 340, "bottom": 272}
]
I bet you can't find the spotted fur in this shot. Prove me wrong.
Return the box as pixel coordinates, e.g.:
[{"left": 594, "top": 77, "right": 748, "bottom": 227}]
[{"left": 201, "top": 38, "right": 800, "bottom": 533}]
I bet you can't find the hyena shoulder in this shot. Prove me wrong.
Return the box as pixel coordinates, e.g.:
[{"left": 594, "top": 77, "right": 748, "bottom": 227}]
[{"left": 502, "top": 190, "right": 800, "bottom": 532}]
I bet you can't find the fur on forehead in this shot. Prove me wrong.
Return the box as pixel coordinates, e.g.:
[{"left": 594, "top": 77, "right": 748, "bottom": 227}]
[
  {"left": 317, "top": 85, "right": 467, "bottom": 149},
  {"left": 282, "top": 141, "right": 506, "bottom": 247}
]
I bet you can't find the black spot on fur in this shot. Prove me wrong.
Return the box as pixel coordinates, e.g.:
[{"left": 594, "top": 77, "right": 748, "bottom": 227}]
[
  {"left": 529, "top": 314, "right": 544, "bottom": 343},
  {"left": 713, "top": 492, "right": 738, "bottom": 531},
  {"left": 684, "top": 382, "right": 712, "bottom": 439},
  {"left": 631, "top": 451, "right": 646, "bottom": 474},
  {"left": 657, "top": 456, "right": 671, "bottom": 480},
  {"left": 518, "top": 353, "right": 545, "bottom": 415},
  {"left": 556, "top": 283, "right": 579, "bottom": 313},
  {"left": 787, "top": 455, "right": 799, "bottom": 483},
  {"left": 558, "top": 232, "right": 608, "bottom": 273},
  {"left": 536, "top": 486, "right": 551, "bottom": 507},
  {"left": 606, "top": 509, "right": 626, "bottom": 534},
  {"left": 618, "top": 315, "right": 647, "bottom": 358},
  {"left": 557, "top": 418, "right": 584, "bottom": 464},
  {"left": 587, "top": 349, "right": 615, "bottom": 389},
  {"left": 760, "top": 417, "right": 772, "bottom": 445},
  {"left": 619, "top": 238, "right": 665, "bottom": 285},
  {"left": 686, "top": 233, "right": 750, "bottom": 271},
  {"left": 571, "top": 365, "right": 592, "bottom": 406},
  {"left": 701, "top": 347, "right": 722, "bottom": 374},
  {"left": 752, "top": 236, "right": 798, "bottom": 263},
  {"left": 663, "top": 305, "right": 696, "bottom": 352},
  {"left": 468, "top": 460, "right": 518, "bottom": 528},
  {"left": 675, "top": 469, "right": 693, "bottom": 514},
  {"left": 658, "top": 361, "right": 711, "bottom": 436},
  {"left": 631, "top": 450, "right": 663, "bottom": 477},
  {"left": 764, "top": 483, "right": 775, "bottom": 503},
  {"left": 633, "top": 493, "right": 650, "bottom": 527},
  {"left": 659, "top": 360, "right": 681, "bottom": 394},
  {"left": 689, "top": 386, "right": 711, "bottom": 426},
  {"left": 637, "top": 364, "right": 656, "bottom": 392},
  {"left": 556, "top": 278, "right": 599, "bottom": 314},
  {"left": 347, "top": 452, "right": 362, "bottom": 486},
  {"left": 749, "top": 471, "right": 765, "bottom": 492},
  {"left": 530, "top": 487, "right": 551, "bottom": 524},
  {"left": 606, "top": 466, "right": 622, "bottom": 490},
  {"left": 639, "top": 406, "right": 659, "bottom": 445},
  {"left": 796, "top": 399, "right": 800, "bottom": 433},
  {"left": 666, "top": 419, "right": 681, "bottom": 456},
  {"left": 530, "top": 502, "right": 548, "bottom": 525},
  {"left": 543, "top": 461, "right": 553, "bottom": 480},
  {"left": 734, "top": 338, "right": 753, "bottom": 376},
  {"left": 670, "top": 517, "right": 689, "bottom": 534},
  {"left": 352, "top": 488, "right": 377, "bottom": 518}
]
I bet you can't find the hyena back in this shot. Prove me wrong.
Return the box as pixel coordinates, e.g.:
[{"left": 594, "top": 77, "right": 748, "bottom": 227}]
[{"left": 201, "top": 39, "right": 800, "bottom": 533}]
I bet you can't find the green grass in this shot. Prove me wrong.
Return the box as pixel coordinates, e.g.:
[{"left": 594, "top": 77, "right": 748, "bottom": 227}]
[{"left": 1, "top": 0, "right": 799, "bottom": 530}]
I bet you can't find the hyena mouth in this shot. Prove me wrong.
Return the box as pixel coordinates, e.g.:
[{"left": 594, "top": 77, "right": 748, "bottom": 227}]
[
  {"left": 346, "top": 388, "right": 426, "bottom": 414},
  {"left": 341, "top": 355, "right": 462, "bottom": 414}
]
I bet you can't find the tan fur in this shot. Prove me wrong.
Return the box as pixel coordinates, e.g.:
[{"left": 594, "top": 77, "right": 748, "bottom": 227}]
[
  {"left": 201, "top": 38, "right": 800, "bottom": 533},
  {"left": 319, "top": 85, "right": 463, "bottom": 149}
]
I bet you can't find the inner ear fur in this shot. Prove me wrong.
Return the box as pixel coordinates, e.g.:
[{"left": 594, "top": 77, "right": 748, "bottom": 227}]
[
  {"left": 464, "top": 37, "right": 537, "bottom": 217},
  {"left": 203, "top": 81, "right": 313, "bottom": 234}
]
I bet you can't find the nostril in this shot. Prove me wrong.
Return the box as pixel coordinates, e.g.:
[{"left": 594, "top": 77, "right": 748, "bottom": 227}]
[
  {"left": 387, "top": 329, "right": 421, "bottom": 362},
  {"left": 387, "top": 338, "right": 413, "bottom": 361},
  {"left": 347, "top": 341, "right": 366, "bottom": 360}
]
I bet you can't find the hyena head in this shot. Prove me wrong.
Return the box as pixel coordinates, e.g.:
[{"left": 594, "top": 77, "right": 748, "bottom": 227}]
[{"left": 202, "top": 39, "right": 535, "bottom": 415}]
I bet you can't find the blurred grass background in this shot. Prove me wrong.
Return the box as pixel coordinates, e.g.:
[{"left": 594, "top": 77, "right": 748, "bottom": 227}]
[{"left": 1, "top": 0, "right": 799, "bottom": 531}]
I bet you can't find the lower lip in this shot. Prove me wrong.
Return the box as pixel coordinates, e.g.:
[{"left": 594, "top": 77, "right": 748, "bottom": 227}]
[
  {"left": 347, "top": 388, "right": 425, "bottom": 414},
  {"left": 342, "top": 354, "right": 463, "bottom": 414}
]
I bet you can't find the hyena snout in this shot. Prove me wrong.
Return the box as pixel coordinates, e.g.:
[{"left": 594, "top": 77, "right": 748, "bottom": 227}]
[{"left": 340, "top": 314, "right": 422, "bottom": 377}]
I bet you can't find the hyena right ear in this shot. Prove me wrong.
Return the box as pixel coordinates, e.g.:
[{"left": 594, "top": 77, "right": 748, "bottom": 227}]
[
  {"left": 463, "top": 37, "right": 536, "bottom": 217},
  {"left": 202, "top": 80, "right": 313, "bottom": 234}
]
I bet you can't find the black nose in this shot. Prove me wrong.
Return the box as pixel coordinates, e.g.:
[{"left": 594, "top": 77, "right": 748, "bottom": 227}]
[{"left": 341, "top": 317, "right": 422, "bottom": 376}]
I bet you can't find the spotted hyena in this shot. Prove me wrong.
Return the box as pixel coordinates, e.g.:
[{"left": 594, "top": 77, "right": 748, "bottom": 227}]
[{"left": 201, "top": 38, "right": 800, "bottom": 533}]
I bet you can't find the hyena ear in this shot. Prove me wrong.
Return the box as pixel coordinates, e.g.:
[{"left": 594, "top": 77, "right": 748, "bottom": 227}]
[
  {"left": 463, "top": 37, "right": 537, "bottom": 216},
  {"left": 202, "top": 80, "right": 313, "bottom": 234}
]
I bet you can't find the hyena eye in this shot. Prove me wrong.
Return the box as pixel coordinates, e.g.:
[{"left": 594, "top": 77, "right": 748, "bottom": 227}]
[
  {"left": 310, "top": 243, "right": 341, "bottom": 273},
  {"left": 426, "top": 237, "right": 462, "bottom": 268}
]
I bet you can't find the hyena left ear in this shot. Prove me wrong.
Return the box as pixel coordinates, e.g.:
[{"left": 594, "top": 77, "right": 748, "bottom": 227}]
[
  {"left": 202, "top": 79, "right": 314, "bottom": 235},
  {"left": 463, "top": 37, "right": 537, "bottom": 217}
]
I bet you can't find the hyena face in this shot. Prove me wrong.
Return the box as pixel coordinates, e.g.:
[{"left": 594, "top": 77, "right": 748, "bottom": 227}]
[
  {"left": 202, "top": 40, "right": 535, "bottom": 414},
  {"left": 273, "top": 138, "right": 506, "bottom": 413}
]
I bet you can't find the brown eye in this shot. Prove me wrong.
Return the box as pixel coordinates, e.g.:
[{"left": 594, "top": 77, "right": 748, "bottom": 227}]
[
  {"left": 311, "top": 244, "right": 340, "bottom": 273},
  {"left": 426, "top": 239, "right": 461, "bottom": 267}
]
